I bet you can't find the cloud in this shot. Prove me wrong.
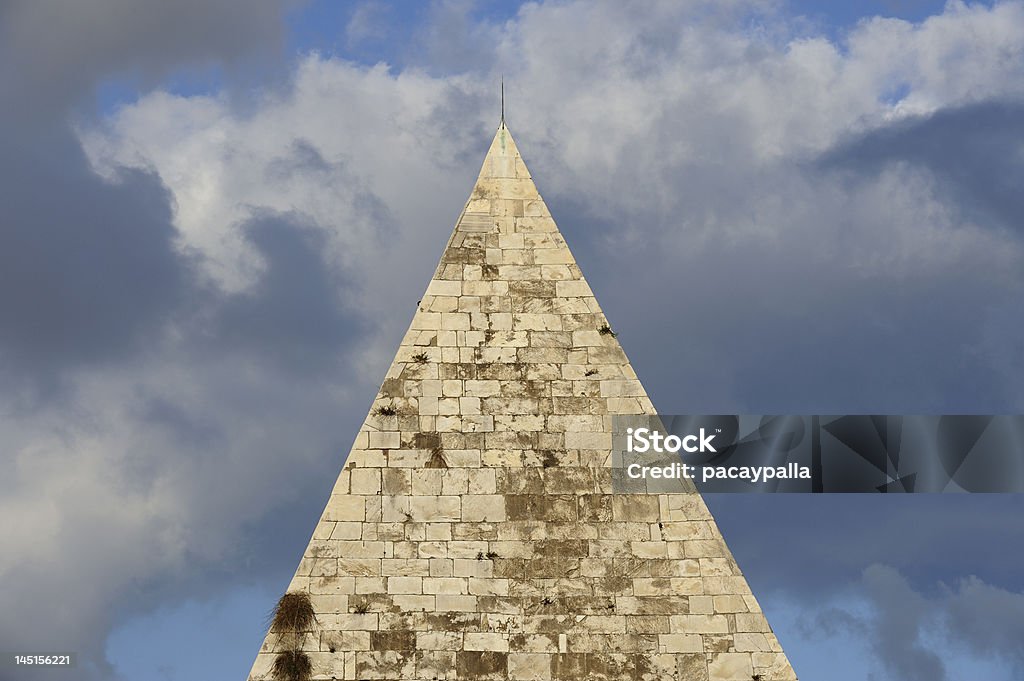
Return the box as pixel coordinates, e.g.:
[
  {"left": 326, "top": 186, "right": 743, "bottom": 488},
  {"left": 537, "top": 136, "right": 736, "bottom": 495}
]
[
  {"left": 0, "top": 125, "right": 377, "bottom": 681},
  {"left": 0, "top": 2, "right": 372, "bottom": 678},
  {"left": 346, "top": 1, "right": 391, "bottom": 48},
  {"left": 205, "top": 211, "right": 366, "bottom": 375},
  {"left": 2, "top": 0, "right": 1024, "bottom": 678},
  {"left": 0, "top": 0, "right": 297, "bottom": 120},
  {"left": 941, "top": 575, "right": 1024, "bottom": 668},
  {"left": 820, "top": 100, "right": 1024, "bottom": 229},
  {"left": 860, "top": 565, "right": 948, "bottom": 681},
  {"left": 707, "top": 495, "right": 1024, "bottom": 598},
  {"left": 412, "top": 0, "right": 501, "bottom": 75},
  {"left": 796, "top": 565, "right": 1024, "bottom": 681},
  {"left": 0, "top": 127, "right": 193, "bottom": 394}
]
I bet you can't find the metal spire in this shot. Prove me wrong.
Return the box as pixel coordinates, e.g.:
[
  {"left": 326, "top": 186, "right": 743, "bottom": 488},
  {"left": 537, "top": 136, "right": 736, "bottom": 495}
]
[{"left": 500, "top": 76, "right": 504, "bottom": 127}]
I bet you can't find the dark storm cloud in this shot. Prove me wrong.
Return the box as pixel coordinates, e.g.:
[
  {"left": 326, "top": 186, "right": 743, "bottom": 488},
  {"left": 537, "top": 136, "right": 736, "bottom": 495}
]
[
  {"left": 0, "top": 0, "right": 306, "bottom": 391},
  {"left": 0, "top": 0, "right": 357, "bottom": 392},
  {"left": 0, "top": 0, "right": 297, "bottom": 121},
  {"left": 207, "top": 212, "right": 364, "bottom": 375},
  {"left": 0, "top": 133, "right": 371, "bottom": 393},
  {"left": 0, "top": 127, "right": 194, "bottom": 390},
  {"left": 819, "top": 100, "right": 1024, "bottom": 230}
]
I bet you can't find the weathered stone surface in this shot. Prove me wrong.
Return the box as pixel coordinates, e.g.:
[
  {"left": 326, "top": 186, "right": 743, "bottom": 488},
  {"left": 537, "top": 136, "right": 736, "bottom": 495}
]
[
  {"left": 247, "top": 124, "right": 798, "bottom": 681},
  {"left": 708, "top": 652, "right": 754, "bottom": 680}
]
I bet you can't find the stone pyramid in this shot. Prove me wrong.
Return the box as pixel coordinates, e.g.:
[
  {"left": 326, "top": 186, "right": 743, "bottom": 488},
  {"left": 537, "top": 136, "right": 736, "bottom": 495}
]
[{"left": 249, "top": 124, "right": 798, "bottom": 681}]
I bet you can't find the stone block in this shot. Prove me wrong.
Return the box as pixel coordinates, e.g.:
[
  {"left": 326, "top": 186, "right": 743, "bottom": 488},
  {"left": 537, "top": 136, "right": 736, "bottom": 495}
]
[
  {"left": 387, "top": 576, "right": 422, "bottom": 594},
  {"left": 336, "top": 558, "right": 379, "bottom": 576},
  {"left": 368, "top": 431, "right": 401, "bottom": 449},
  {"left": 659, "top": 633, "right": 703, "bottom": 653},
  {"left": 670, "top": 614, "right": 730, "bottom": 634},
  {"left": 677, "top": 654, "right": 710, "bottom": 681},
  {"left": 689, "top": 595, "right": 715, "bottom": 614},
  {"left": 707, "top": 653, "right": 753, "bottom": 680},
  {"left": 712, "top": 595, "right": 749, "bottom": 613},
  {"left": 418, "top": 631, "right": 462, "bottom": 650},
  {"left": 507, "top": 653, "right": 552, "bottom": 680},
  {"left": 426, "top": 280, "right": 462, "bottom": 297},
  {"left": 464, "top": 632, "right": 510, "bottom": 652},
  {"left": 735, "top": 613, "right": 771, "bottom": 632},
  {"left": 355, "top": 651, "right": 415, "bottom": 680},
  {"left": 324, "top": 495, "right": 365, "bottom": 522},
  {"left": 612, "top": 495, "right": 660, "bottom": 522},
  {"left": 321, "top": 629, "right": 371, "bottom": 651},
  {"left": 469, "top": 577, "right": 509, "bottom": 596},
  {"left": 436, "top": 594, "right": 478, "bottom": 611},
  {"left": 409, "top": 496, "right": 462, "bottom": 522},
  {"left": 734, "top": 633, "right": 771, "bottom": 652},
  {"left": 463, "top": 494, "right": 507, "bottom": 522},
  {"left": 423, "top": 577, "right": 468, "bottom": 594},
  {"left": 456, "top": 651, "right": 508, "bottom": 679},
  {"left": 532, "top": 248, "right": 573, "bottom": 264},
  {"left": 350, "top": 468, "right": 381, "bottom": 495},
  {"left": 564, "top": 431, "right": 611, "bottom": 449}
]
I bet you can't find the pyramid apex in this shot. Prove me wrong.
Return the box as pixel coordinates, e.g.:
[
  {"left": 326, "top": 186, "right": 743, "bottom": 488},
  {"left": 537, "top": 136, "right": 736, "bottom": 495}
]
[{"left": 475, "top": 121, "right": 530, "bottom": 184}]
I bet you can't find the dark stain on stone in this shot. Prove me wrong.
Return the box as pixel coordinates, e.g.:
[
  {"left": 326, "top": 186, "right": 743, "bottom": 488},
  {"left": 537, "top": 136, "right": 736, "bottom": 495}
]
[
  {"left": 456, "top": 651, "right": 507, "bottom": 679},
  {"left": 371, "top": 630, "right": 415, "bottom": 651}
]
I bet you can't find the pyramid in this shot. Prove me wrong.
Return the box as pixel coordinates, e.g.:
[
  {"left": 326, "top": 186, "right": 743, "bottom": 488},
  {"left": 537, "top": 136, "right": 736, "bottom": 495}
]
[{"left": 249, "top": 124, "right": 798, "bottom": 681}]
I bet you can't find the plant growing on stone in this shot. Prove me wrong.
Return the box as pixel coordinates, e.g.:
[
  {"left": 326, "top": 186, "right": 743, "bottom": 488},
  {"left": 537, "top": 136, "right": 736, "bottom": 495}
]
[
  {"left": 584, "top": 368, "right": 598, "bottom": 376},
  {"left": 269, "top": 592, "right": 316, "bottom": 681},
  {"left": 598, "top": 323, "right": 617, "bottom": 338},
  {"left": 411, "top": 352, "right": 429, "bottom": 364},
  {"left": 271, "top": 650, "right": 312, "bottom": 681},
  {"left": 271, "top": 592, "right": 316, "bottom": 634},
  {"left": 373, "top": 403, "right": 398, "bottom": 417},
  {"left": 352, "top": 602, "right": 370, "bottom": 614}
]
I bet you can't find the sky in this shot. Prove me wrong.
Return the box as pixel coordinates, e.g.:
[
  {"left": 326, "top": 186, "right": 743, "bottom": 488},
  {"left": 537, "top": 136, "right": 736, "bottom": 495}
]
[{"left": 1, "top": 1, "right": 1023, "bottom": 680}]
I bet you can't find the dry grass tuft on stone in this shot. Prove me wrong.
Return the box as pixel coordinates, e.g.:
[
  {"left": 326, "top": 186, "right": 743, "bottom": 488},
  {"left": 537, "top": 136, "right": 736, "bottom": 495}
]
[
  {"left": 270, "top": 592, "right": 317, "bottom": 633},
  {"left": 271, "top": 649, "right": 312, "bottom": 681}
]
